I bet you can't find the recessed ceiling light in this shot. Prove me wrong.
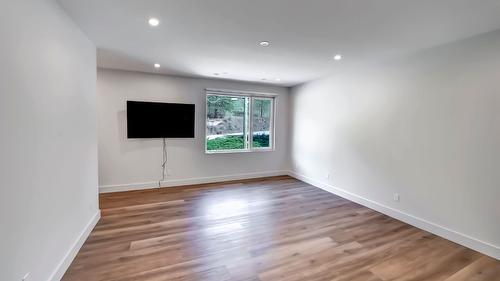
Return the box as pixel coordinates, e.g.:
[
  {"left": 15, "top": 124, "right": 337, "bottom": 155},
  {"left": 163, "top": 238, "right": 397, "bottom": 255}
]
[
  {"left": 148, "top": 18, "right": 160, "bottom": 27},
  {"left": 154, "top": 63, "right": 160, "bottom": 68},
  {"left": 259, "top": 41, "right": 270, "bottom": 47},
  {"left": 213, "top": 73, "right": 220, "bottom": 76},
  {"left": 261, "top": 78, "right": 267, "bottom": 81},
  {"left": 275, "top": 78, "right": 281, "bottom": 82},
  {"left": 334, "top": 54, "right": 342, "bottom": 61}
]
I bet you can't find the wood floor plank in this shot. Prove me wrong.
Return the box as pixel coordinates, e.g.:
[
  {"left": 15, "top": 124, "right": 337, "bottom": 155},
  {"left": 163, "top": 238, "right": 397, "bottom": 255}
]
[
  {"left": 444, "top": 256, "right": 500, "bottom": 281},
  {"left": 62, "top": 176, "right": 499, "bottom": 281}
]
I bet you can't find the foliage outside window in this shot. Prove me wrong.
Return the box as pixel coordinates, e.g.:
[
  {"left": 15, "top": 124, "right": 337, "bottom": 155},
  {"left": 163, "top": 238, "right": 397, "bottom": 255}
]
[{"left": 206, "top": 92, "right": 275, "bottom": 153}]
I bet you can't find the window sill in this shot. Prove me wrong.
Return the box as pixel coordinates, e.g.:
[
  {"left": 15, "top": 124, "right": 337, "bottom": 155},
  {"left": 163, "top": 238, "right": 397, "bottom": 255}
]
[{"left": 205, "top": 148, "right": 275, "bottom": 154}]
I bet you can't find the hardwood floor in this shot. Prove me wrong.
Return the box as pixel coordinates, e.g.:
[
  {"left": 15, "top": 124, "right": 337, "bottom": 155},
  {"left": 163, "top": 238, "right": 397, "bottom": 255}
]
[{"left": 63, "top": 176, "right": 500, "bottom": 281}]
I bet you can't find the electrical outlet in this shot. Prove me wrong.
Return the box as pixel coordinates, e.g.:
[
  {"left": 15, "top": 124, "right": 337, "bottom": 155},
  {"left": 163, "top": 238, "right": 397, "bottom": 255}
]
[
  {"left": 326, "top": 172, "right": 330, "bottom": 179},
  {"left": 393, "top": 193, "right": 400, "bottom": 202},
  {"left": 167, "top": 169, "right": 172, "bottom": 176},
  {"left": 22, "top": 272, "right": 30, "bottom": 281}
]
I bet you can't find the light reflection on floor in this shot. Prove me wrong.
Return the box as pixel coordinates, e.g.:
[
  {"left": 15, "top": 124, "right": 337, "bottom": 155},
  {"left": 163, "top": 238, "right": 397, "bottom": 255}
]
[
  {"left": 203, "top": 222, "right": 244, "bottom": 235},
  {"left": 205, "top": 199, "right": 250, "bottom": 219}
]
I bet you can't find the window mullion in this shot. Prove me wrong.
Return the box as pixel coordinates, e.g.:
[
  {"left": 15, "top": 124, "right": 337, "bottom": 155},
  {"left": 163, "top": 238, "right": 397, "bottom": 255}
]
[
  {"left": 248, "top": 97, "right": 253, "bottom": 150},
  {"left": 271, "top": 97, "right": 275, "bottom": 150}
]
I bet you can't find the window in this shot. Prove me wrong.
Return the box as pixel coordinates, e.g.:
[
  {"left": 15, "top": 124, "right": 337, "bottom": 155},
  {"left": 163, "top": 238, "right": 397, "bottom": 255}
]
[{"left": 206, "top": 90, "right": 275, "bottom": 153}]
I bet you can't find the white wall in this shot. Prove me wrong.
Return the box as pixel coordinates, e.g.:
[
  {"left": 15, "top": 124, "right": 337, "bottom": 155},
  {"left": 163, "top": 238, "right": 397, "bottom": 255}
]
[
  {"left": 290, "top": 30, "right": 500, "bottom": 258},
  {"left": 97, "top": 69, "right": 289, "bottom": 191},
  {"left": 0, "top": 0, "right": 99, "bottom": 280}
]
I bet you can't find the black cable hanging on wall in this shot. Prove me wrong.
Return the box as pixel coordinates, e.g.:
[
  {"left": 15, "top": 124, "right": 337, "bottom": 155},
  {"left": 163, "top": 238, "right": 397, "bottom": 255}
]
[{"left": 159, "top": 138, "right": 167, "bottom": 188}]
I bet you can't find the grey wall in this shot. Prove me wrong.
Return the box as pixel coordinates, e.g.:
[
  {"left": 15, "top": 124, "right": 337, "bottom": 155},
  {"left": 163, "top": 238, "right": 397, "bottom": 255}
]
[
  {"left": 97, "top": 69, "right": 290, "bottom": 191},
  {"left": 290, "top": 30, "right": 500, "bottom": 258},
  {"left": 0, "top": 0, "right": 98, "bottom": 280}
]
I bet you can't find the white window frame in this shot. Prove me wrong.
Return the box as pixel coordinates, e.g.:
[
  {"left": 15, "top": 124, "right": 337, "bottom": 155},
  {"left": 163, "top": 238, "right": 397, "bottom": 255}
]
[{"left": 205, "top": 88, "right": 276, "bottom": 154}]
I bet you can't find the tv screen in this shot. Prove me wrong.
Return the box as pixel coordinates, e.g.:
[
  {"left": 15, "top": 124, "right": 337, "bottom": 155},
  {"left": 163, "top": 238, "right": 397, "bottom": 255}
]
[{"left": 127, "top": 101, "right": 195, "bottom": 138}]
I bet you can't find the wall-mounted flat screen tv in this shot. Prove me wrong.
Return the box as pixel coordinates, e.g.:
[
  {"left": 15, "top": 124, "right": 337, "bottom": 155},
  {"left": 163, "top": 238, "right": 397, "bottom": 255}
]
[{"left": 127, "top": 101, "right": 195, "bottom": 138}]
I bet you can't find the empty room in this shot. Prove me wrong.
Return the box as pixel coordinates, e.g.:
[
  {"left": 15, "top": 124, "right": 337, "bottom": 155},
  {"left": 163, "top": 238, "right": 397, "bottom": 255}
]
[{"left": 2, "top": 0, "right": 500, "bottom": 280}]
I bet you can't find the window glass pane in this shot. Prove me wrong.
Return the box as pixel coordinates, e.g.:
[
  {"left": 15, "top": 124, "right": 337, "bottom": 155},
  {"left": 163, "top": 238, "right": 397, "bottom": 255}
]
[
  {"left": 206, "top": 95, "right": 248, "bottom": 151},
  {"left": 252, "top": 98, "right": 272, "bottom": 148}
]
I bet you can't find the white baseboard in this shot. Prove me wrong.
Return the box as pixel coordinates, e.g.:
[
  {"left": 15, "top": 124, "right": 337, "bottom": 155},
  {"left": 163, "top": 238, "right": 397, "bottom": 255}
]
[
  {"left": 48, "top": 210, "right": 101, "bottom": 281},
  {"left": 288, "top": 170, "right": 500, "bottom": 260},
  {"left": 99, "top": 170, "right": 289, "bottom": 193},
  {"left": 99, "top": 181, "right": 161, "bottom": 193}
]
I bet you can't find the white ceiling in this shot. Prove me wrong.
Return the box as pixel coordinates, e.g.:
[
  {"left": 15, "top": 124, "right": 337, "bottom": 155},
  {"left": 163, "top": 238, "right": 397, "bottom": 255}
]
[{"left": 59, "top": 0, "right": 500, "bottom": 86}]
